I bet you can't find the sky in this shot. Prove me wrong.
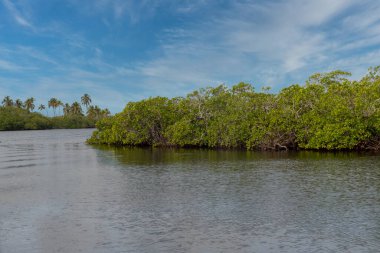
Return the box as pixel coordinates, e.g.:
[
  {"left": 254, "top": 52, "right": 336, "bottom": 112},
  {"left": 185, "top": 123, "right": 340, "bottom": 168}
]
[{"left": 1, "top": 0, "right": 380, "bottom": 113}]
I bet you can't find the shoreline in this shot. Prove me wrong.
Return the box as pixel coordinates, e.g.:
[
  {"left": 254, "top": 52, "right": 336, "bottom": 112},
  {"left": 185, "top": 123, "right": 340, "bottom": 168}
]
[
  {"left": 89, "top": 142, "right": 380, "bottom": 153},
  {"left": 0, "top": 127, "right": 96, "bottom": 132}
]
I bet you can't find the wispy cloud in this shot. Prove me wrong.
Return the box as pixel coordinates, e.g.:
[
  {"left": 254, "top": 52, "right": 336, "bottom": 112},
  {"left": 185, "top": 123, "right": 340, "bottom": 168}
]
[
  {"left": 0, "top": 44, "right": 58, "bottom": 73},
  {"left": 72, "top": 0, "right": 212, "bottom": 23},
  {"left": 2, "top": 0, "right": 33, "bottom": 28},
  {"left": 127, "top": 0, "right": 379, "bottom": 92},
  {"left": 71, "top": 0, "right": 158, "bottom": 23},
  {"left": 17, "top": 46, "right": 58, "bottom": 65},
  {"left": 1, "top": 0, "right": 380, "bottom": 113},
  {"left": 0, "top": 59, "right": 22, "bottom": 71},
  {"left": 0, "top": 42, "right": 138, "bottom": 112}
]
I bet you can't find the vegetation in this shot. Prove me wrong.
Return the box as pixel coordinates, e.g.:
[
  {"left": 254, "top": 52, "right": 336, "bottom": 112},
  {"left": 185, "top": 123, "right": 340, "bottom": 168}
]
[
  {"left": 0, "top": 94, "right": 110, "bottom": 130},
  {"left": 89, "top": 67, "right": 380, "bottom": 151}
]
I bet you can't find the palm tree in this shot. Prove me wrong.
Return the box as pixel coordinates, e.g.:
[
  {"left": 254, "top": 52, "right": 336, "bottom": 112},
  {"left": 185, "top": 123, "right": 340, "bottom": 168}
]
[
  {"left": 2, "top": 96, "right": 13, "bottom": 107},
  {"left": 38, "top": 104, "right": 46, "bottom": 115},
  {"left": 48, "top": 98, "right": 59, "bottom": 116},
  {"left": 87, "top": 105, "right": 110, "bottom": 121},
  {"left": 81, "top": 94, "right": 92, "bottom": 110},
  {"left": 71, "top": 102, "right": 83, "bottom": 115},
  {"left": 24, "top": 97, "right": 35, "bottom": 112},
  {"left": 101, "top": 108, "right": 110, "bottom": 117},
  {"left": 63, "top": 103, "right": 71, "bottom": 116},
  {"left": 86, "top": 105, "right": 96, "bottom": 119},
  {"left": 57, "top": 100, "right": 63, "bottom": 116},
  {"left": 38, "top": 104, "right": 45, "bottom": 110},
  {"left": 87, "top": 105, "right": 101, "bottom": 120},
  {"left": 15, "top": 99, "right": 23, "bottom": 108}
]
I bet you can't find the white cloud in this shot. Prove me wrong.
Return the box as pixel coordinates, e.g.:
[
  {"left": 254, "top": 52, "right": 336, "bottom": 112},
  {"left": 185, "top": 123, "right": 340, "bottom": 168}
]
[
  {"left": 72, "top": 0, "right": 160, "bottom": 23},
  {"left": 207, "top": 0, "right": 352, "bottom": 72},
  {"left": 17, "top": 46, "right": 58, "bottom": 65},
  {"left": 0, "top": 42, "right": 140, "bottom": 112},
  {"left": 2, "top": 0, "right": 380, "bottom": 113},
  {"left": 73, "top": 0, "right": 212, "bottom": 23},
  {"left": 0, "top": 59, "right": 22, "bottom": 71},
  {"left": 126, "top": 0, "right": 379, "bottom": 92},
  {"left": 2, "top": 0, "right": 33, "bottom": 28}
]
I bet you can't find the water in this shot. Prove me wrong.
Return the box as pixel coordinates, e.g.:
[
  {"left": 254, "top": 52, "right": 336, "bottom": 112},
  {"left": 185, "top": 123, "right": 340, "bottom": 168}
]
[{"left": 0, "top": 129, "right": 379, "bottom": 253}]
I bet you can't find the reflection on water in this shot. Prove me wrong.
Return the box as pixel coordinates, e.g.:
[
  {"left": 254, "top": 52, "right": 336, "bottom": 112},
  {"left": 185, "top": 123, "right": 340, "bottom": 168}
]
[{"left": 1, "top": 129, "right": 380, "bottom": 253}]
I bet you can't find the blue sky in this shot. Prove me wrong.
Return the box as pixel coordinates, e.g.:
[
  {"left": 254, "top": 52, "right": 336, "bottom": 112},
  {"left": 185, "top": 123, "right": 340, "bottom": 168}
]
[{"left": 1, "top": 0, "right": 380, "bottom": 113}]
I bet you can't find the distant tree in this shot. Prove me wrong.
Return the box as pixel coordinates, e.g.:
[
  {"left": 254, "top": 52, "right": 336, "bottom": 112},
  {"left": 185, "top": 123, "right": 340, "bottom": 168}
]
[
  {"left": 101, "top": 108, "right": 110, "bottom": 117},
  {"left": 63, "top": 103, "right": 71, "bottom": 116},
  {"left": 81, "top": 94, "right": 92, "bottom": 110},
  {"left": 71, "top": 102, "right": 83, "bottom": 115},
  {"left": 306, "top": 70, "right": 351, "bottom": 89},
  {"left": 231, "top": 82, "right": 254, "bottom": 95},
  {"left": 24, "top": 97, "right": 35, "bottom": 112},
  {"left": 38, "top": 104, "right": 46, "bottom": 115},
  {"left": 87, "top": 105, "right": 110, "bottom": 121},
  {"left": 15, "top": 99, "right": 23, "bottom": 108},
  {"left": 38, "top": 104, "right": 45, "bottom": 111},
  {"left": 87, "top": 105, "right": 99, "bottom": 119},
  {"left": 48, "top": 98, "right": 59, "bottom": 116},
  {"left": 57, "top": 100, "right": 64, "bottom": 116},
  {"left": 2, "top": 96, "right": 13, "bottom": 107},
  {"left": 261, "top": 86, "right": 272, "bottom": 93}
]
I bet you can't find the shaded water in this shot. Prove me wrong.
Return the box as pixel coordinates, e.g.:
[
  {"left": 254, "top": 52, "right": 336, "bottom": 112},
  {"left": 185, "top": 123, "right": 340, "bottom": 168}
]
[{"left": 1, "top": 129, "right": 380, "bottom": 252}]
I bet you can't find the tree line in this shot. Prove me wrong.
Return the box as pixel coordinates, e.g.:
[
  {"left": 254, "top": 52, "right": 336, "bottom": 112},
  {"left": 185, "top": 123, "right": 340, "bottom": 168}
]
[
  {"left": 0, "top": 94, "right": 110, "bottom": 130},
  {"left": 88, "top": 67, "right": 380, "bottom": 151}
]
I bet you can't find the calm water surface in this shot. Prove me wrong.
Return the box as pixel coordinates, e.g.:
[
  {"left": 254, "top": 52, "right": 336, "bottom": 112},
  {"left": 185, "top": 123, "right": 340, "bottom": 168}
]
[{"left": 0, "top": 129, "right": 380, "bottom": 253}]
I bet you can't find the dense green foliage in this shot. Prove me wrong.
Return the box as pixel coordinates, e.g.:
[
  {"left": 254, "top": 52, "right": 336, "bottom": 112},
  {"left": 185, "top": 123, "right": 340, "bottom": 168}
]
[
  {"left": 0, "top": 94, "right": 110, "bottom": 130},
  {"left": 89, "top": 67, "right": 380, "bottom": 151},
  {"left": 0, "top": 107, "right": 52, "bottom": 130}
]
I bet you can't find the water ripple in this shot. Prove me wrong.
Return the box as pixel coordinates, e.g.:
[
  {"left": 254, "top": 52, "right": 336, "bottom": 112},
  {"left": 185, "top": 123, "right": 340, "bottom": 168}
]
[{"left": 0, "top": 129, "right": 379, "bottom": 253}]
